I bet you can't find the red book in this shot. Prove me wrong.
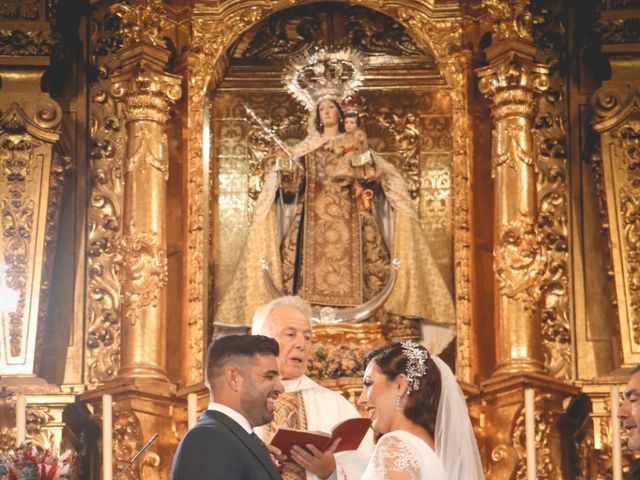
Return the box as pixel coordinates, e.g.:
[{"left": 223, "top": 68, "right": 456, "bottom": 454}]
[{"left": 270, "top": 417, "right": 372, "bottom": 456}]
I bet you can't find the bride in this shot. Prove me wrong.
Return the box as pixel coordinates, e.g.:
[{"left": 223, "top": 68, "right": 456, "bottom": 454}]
[{"left": 357, "top": 342, "right": 483, "bottom": 480}]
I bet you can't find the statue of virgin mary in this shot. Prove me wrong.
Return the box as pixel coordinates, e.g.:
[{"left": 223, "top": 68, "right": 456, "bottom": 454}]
[{"left": 215, "top": 48, "right": 455, "bottom": 353}]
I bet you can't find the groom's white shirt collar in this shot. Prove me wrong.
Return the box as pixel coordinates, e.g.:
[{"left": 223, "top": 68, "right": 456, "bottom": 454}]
[{"left": 208, "top": 401, "right": 252, "bottom": 434}]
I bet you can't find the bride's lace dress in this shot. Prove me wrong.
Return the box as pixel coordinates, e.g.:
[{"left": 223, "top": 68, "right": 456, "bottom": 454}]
[{"left": 361, "top": 430, "right": 447, "bottom": 480}]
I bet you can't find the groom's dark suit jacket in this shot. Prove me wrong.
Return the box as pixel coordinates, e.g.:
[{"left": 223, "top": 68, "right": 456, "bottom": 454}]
[{"left": 171, "top": 410, "right": 281, "bottom": 480}]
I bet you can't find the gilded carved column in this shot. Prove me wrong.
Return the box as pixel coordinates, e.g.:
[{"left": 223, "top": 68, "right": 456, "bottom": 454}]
[
  {"left": 80, "top": 3, "right": 184, "bottom": 478},
  {"left": 473, "top": 2, "right": 580, "bottom": 478},
  {"left": 109, "top": 8, "right": 181, "bottom": 381},
  {"left": 477, "top": 1, "right": 549, "bottom": 376}
]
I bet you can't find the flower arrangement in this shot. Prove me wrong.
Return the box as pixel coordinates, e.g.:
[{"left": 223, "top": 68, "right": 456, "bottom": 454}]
[
  {"left": 307, "top": 344, "right": 368, "bottom": 379},
  {"left": 0, "top": 444, "right": 73, "bottom": 480}
]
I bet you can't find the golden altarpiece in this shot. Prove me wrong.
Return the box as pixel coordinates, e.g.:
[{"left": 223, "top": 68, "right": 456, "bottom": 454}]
[{"left": 0, "top": 0, "right": 639, "bottom": 478}]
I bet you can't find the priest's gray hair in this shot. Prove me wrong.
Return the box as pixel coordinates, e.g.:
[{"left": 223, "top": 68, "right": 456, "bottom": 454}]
[{"left": 252, "top": 295, "right": 313, "bottom": 336}]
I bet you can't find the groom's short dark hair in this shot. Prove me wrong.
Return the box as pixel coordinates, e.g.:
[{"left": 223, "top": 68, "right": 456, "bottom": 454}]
[{"left": 205, "top": 334, "right": 279, "bottom": 387}]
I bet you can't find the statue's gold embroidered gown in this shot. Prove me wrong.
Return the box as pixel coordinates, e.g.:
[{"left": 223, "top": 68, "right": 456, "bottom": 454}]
[
  {"left": 214, "top": 132, "right": 454, "bottom": 329},
  {"left": 279, "top": 146, "right": 390, "bottom": 306}
]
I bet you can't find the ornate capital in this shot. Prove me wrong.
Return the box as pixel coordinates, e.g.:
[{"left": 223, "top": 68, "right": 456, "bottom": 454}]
[
  {"left": 478, "top": 55, "right": 549, "bottom": 121},
  {"left": 482, "top": 0, "right": 540, "bottom": 43},
  {"left": 111, "top": 60, "right": 182, "bottom": 125},
  {"left": 494, "top": 215, "right": 547, "bottom": 310},
  {"left": 117, "top": 231, "right": 168, "bottom": 326}
]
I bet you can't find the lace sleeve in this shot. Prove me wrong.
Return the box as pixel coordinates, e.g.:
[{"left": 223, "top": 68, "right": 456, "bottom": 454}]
[{"left": 370, "top": 433, "right": 420, "bottom": 480}]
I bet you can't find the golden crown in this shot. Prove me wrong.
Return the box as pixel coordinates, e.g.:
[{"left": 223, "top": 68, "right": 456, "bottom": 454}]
[{"left": 283, "top": 47, "right": 365, "bottom": 111}]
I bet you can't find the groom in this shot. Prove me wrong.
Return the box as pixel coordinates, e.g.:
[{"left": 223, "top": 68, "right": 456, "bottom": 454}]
[{"left": 171, "top": 335, "right": 284, "bottom": 479}]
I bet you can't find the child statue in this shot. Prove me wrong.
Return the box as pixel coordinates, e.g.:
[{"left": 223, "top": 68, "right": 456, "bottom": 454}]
[{"left": 331, "top": 96, "right": 376, "bottom": 186}]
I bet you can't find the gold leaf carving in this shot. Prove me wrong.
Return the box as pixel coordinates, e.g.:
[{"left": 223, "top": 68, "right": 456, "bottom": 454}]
[
  {"left": 110, "top": 409, "right": 167, "bottom": 480},
  {"left": 494, "top": 215, "right": 547, "bottom": 309},
  {"left": 0, "top": 30, "right": 57, "bottom": 56},
  {"left": 91, "top": 10, "right": 123, "bottom": 59},
  {"left": 113, "top": 410, "right": 143, "bottom": 480},
  {"left": 478, "top": 59, "right": 549, "bottom": 128},
  {"left": 592, "top": 86, "right": 640, "bottom": 132},
  {"left": 25, "top": 406, "right": 56, "bottom": 450},
  {"left": 534, "top": 12, "right": 572, "bottom": 379},
  {"left": 596, "top": 18, "right": 640, "bottom": 45},
  {"left": 110, "top": 0, "right": 167, "bottom": 50},
  {"left": 0, "top": 129, "right": 38, "bottom": 358},
  {"left": 510, "top": 398, "right": 556, "bottom": 479},
  {"left": 590, "top": 143, "right": 615, "bottom": 289},
  {"left": 111, "top": 69, "right": 182, "bottom": 126},
  {"left": 128, "top": 130, "right": 168, "bottom": 179},
  {"left": 240, "top": 7, "right": 322, "bottom": 60},
  {"left": 87, "top": 73, "right": 125, "bottom": 384},
  {"left": 482, "top": 0, "right": 541, "bottom": 43},
  {"left": 488, "top": 443, "right": 519, "bottom": 478},
  {"left": 341, "top": 5, "right": 427, "bottom": 57},
  {"left": 238, "top": 3, "right": 430, "bottom": 61},
  {"left": 612, "top": 122, "right": 640, "bottom": 343},
  {"left": 118, "top": 231, "right": 168, "bottom": 326},
  {"left": 0, "top": 0, "right": 38, "bottom": 20}
]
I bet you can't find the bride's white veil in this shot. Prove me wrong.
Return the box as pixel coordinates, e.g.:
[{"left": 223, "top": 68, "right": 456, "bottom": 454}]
[{"left": 433, "top": 355, "right": 484, "bottom": 480}]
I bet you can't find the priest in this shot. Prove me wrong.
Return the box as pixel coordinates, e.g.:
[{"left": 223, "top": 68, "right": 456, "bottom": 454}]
[{"left": 252, "top": 296, "right": 373, "bottom": 480}]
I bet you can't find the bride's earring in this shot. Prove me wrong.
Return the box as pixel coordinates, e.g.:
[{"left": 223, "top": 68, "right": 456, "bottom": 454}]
[{"left": 395, "top": 394, "right": 402, "bottom": 410}]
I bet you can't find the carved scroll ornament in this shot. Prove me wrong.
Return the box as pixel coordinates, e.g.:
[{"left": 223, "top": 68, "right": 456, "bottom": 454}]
[
  {"left": 494, "top": 216, "right": 548, "bottom": 310},
  {"left": 87, "top": 73, "right": 125, "bottom": 384},
  {"left": 117, "top": 231, "right": 168, "bottom": 326},
  {"left": 592, "top": 86, "right": 640, "bottom": 132},
  {"left": 531, "top": 2, "right": 572, "bottom": 379}
]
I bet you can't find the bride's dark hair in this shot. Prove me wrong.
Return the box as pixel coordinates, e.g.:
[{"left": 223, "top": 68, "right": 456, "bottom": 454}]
[
  {"left": 314, "top": 99, "right": 345, "bottom": 133},
  {"left": 364, "top": 342, "right": 441, "bottom": 437}
]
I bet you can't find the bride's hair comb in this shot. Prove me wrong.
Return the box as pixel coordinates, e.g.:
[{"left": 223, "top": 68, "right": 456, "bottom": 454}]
[{"left": 401, "top": 340, "right": 430, "bottom": 394}]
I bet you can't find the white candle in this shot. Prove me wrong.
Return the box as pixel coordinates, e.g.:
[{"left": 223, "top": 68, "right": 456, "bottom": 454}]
[
  {"left": 15, "top": 394, "right": 26, "bottom": 445},
  {"left": 103, "top": 394, "right": 113, "bottom": 480},
  {"left": 524, "top": 388, "right": 536, "bottom": 480},
  {"left": 611, "top": 385, "right": 622, "bottom": 480},
  {"left": 188, "top": 393, "right": 198, "bottom": 429}
]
